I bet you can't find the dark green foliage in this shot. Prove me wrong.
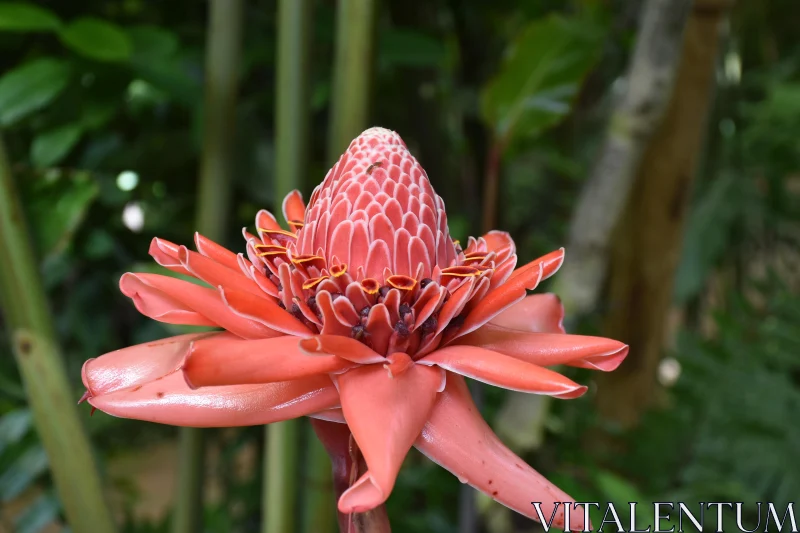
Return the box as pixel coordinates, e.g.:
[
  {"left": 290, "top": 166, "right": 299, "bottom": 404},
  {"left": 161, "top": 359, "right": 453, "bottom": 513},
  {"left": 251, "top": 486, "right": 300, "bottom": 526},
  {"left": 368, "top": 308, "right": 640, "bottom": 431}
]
[{"left": 0, "top": 0, "right": 796, "bottom": 532}]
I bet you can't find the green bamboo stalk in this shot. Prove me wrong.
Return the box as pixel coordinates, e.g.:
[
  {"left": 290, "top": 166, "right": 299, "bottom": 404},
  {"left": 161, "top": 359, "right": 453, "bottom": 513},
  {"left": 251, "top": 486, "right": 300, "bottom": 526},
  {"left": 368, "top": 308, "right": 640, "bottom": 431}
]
[
  {"left": 327, "top": 0, "right": 377, "bottom": 161},
  {"left": 263, "top": 2, "right": 315, "bottom": 532},
  {"left": 303, "top": 429, "right": 337, "bottom": 533},
  {"left": 263, "top": 420, "right": 299, "bottom": 533},
  {"left": 172, "top": 2, "right": 244, "bottom": 533},
  {"left": 274, "top": 0, "right": 314, "bottom": 202},
  {"left": 0, "top": 136, "right": 117, "bottom": 533}
]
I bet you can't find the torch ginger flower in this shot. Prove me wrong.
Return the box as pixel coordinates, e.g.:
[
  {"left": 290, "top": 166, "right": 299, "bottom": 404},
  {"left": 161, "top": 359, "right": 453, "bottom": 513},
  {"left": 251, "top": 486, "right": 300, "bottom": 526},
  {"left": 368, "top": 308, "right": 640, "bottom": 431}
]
[{"left": 82, "top": 127, "right": 628, "bottom": 529}]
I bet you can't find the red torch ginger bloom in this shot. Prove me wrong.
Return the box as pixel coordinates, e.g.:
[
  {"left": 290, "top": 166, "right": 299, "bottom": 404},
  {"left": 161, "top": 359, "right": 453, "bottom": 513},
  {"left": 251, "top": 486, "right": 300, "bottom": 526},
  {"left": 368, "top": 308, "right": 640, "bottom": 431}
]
[{"left": 82, "top": 127, "right": 628, "bottom": 529}]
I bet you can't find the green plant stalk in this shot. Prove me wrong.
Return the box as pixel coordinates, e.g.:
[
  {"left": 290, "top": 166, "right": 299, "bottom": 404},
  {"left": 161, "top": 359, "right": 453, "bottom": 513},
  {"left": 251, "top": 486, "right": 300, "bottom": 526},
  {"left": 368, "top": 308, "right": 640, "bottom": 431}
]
[
  {"left": 327, "top": 0, "right": 377, "bottom": 161},
  {"left": 264, "top": 1, "right": 319, "bottom": 533},
  {"left": 274, "top": 0, "right": 314, "bottom": 202},
  {"left": 303, "top": 430, "right": 337, "bottom": 533},
  {"left": 0, "top": 136, "right": 117, "bottom": 533},
  {"left": 263, "top": 420, "right": 298, "bottom": 533},
  {"left": 172, "top": 2, "right": 244, "bottom": 533}
]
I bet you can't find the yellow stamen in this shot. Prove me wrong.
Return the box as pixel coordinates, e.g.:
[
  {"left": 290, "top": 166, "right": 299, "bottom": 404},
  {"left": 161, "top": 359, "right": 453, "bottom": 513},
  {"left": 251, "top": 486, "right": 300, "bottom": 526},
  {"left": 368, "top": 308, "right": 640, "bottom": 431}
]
[
  {"left": 257, "top": 228, "right": 297, "bottom": 238},
  {"left": 360, "top": 278, "right": 380, "bottom": 295},
  {"left": 440, "top": 265, "right": 480, "bottom": 279},
  {"left": 302, "top": 276, "right": 329, "bottom": 290},
  {"left": 330, "top": 263, "right": 348, "bottom": 277},
  {"left": 386, "top": 274, "right": 417, "bottom": 291}
]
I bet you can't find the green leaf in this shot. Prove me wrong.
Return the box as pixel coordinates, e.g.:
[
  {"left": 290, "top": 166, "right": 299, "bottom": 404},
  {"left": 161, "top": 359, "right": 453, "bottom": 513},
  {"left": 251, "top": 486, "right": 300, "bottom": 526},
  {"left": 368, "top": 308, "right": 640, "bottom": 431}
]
[
  {"left": 30, "top": 123, "right": 83, "bottom": 168},
  {"left": 0, "top": 445, "right": 48, "bottom": 501},
  {"left": 13, "top": 493, "right": 60, "bottom": 533},
  {"left": 0, "top": 2, "right": 61, "bottom": 32},
  {"left": 0, "top": 409, "right": 32, "bottom": 455},
  {"left": 127, "top": 24, "right": 179, "bottom": 61},
  {"left": 58, "top": 17, "right": 132, "bottom": 62},
  {"left": 0, "top": 58, "right": 71, "bottom": 126},
  {"left": 25, "top": 171, "right": 100, "bottom": 257},
  {"left": 480, "top": 15, "right": 602, "bottom": 146}
]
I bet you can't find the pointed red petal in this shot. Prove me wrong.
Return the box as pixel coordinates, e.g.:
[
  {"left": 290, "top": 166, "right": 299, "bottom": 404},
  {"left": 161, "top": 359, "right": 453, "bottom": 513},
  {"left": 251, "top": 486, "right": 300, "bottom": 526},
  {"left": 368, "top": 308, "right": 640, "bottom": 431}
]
[
  {"left": 337, "top": 363, "right": 444, "bottom": 513},
  {"left": 82, "top": 332, "right": 228, "bottom": 397},
  {"left": 219, "top": 286, "right": 312, "bottom": 336},
  {"left": 489, "top": 293, "right": 565, "bottom": 334},
  {"left": 415, "top": 374, "right": 588, "bottom": 530},
  {"left": 120, "top": 273, "right": 279, "bottom": 339},
  {"left": 282, "top": 190, "right": 306, "bottom": 225},
  {"left": 183, "top": 335, "right": 353, "bottom": 388},
  {"left": 194, "top": 232, "right": 241, "bottom": 271},
  {"left": 148, "top": 237, "right": 191, "bottom": 275},
  {"left": 298, "top": 335, "right": 385, "bottom": 364},
  {"left": 118, "top": 273, "right": 216, "bottom": 327},
  {"left": 418, "top": 345, "right": 587, "bottom": 398},
  {"left": 178, "top": 246, "right": 260, "bottom": 294},
  {"left": 459, "top": 326, "right": 629, "bottom": 371},
  {"left": 457, "top": 257, "right": 548, "bottom": 338},
  {"left": 88, "top": 372, "right": 339, "bottom": 427}
]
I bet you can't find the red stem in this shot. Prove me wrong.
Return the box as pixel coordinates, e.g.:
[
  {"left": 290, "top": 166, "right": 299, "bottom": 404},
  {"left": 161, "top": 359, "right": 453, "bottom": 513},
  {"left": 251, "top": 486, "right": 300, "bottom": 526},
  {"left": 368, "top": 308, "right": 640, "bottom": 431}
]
[{"left": 310, "top": 419, "right": 392, "bottom": 533}]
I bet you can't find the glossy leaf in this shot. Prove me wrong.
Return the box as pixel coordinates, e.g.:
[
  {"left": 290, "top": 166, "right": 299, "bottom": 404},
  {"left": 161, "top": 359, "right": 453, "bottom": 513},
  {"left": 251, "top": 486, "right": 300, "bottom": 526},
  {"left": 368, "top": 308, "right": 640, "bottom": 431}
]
[
  {"left": 128, "top": 24, "right": 179, "bottom": 61},
  {"left": 30, "top": 123, "right": 83, "bottom": 168},
  {"left": 58, "top": 17, "right": 132, "bottom": 62},
  {"left": 0, "top": 58, "right": 70, "bottom": 126},
  {"left": 25, "top": 171, "right": 99, "bottom": 257},
  {"left": 14, "top": 492, "right": 60, "bottom": 533},
  {"left": 0, "top": 409, "right": 32, "bottom": 455},
  {"left": 480, "top": 14, "right": 601, "bottom": 146},
  {"left": 0, "top": 2, "right": 60, "bottom": 32},
  {"left": 0, "top": 445, "right": 49, "bottom": 502}
]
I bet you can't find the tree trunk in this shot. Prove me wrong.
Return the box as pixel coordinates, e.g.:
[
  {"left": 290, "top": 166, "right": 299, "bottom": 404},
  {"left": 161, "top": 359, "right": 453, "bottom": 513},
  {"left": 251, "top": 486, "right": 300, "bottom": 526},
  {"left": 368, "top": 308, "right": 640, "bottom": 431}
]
[
  {"left": 492, "top": 0, "right": 694, "bottom": 461},
  {"left": 594, "top": 0, "right": 733, "bottom": 431}
]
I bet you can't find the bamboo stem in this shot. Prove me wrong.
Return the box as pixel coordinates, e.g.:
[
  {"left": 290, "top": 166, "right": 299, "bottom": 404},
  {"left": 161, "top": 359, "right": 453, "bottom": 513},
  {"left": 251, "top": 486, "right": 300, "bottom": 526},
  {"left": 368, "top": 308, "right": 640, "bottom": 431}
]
[
  {"left": 0, "top": 136, "right": 117, "bottom": 533},
  {"left": 275, "top": 0, "right": 314, "bottom": 201},
  {"left": 303, "top": 428, "right": 337, "bottom": 533},
  {"left": 173, "top": 2, "right": 244, "bottom": 533},
  {"left": 262, "top": 2, "right": 315, "bottom": 532},
  {"left": 327, "top": 0, "right": 377, "bottom": 161},
  {"left": 263, "top": 421, "right": 299, "bottom": 533}
]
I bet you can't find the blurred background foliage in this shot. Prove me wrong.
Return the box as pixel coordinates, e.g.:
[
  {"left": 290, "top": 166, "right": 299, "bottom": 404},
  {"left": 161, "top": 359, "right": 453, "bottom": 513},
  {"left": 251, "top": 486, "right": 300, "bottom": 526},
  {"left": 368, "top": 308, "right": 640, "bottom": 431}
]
[{"left": 0, "top": 0, "right": 797, "bottom": 532}]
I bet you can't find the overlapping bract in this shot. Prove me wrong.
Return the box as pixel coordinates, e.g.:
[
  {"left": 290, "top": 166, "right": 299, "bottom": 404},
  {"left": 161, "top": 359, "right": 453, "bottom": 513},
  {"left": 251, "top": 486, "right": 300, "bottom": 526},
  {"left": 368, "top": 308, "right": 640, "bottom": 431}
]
[{"left": 82, "top": 127, "right": 627, "bottom": 529}]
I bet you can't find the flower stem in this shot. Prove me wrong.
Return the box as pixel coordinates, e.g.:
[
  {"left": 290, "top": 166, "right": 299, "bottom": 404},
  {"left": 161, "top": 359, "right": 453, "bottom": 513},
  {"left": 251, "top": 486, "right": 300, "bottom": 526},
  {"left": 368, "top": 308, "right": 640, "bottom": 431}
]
[
  {"left": 0, "top": 136, "right": 117, "bottom": 533},
  {"left": 310, "top": 420, "right": 392, "bottom": 533},
  {"left": 173, "top": 1, "right": 244, "bottom": 532}
]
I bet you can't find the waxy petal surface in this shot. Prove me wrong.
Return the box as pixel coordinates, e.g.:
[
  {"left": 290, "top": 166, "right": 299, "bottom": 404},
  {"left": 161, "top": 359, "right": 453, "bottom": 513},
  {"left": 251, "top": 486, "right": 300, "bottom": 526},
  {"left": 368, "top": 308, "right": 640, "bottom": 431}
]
[
  {"left": 82, "top": 333, "right": 222, "bottom": 396},
  {"left": 183, "top": 335, "right": 354, "bottom": 387},
  {"left": 220, "top": 286, "right": 313, "bottom": 336},
  {"left": 415, "top": 375, "right": 588, "bottom": 530},
  {"left": 459, "top": 327, "right": 628, "bottom": 371},
  {"left": 120, "top": 273, "right": 279, "bottom": 339},
  {"left": 488, "top": 293, "right": 565, "bottom": 334},
  {"left": 337, "top": 362, "right": 444, "bottom": 513},
  {"left": 298, "top": 335, "right": 385, "bottom": 364},
  {"left": 88, "top": 372, "right": 339, "bottom": 427},
  {"left": 419, "top": 345, "right": 587, "bottom": 398}
]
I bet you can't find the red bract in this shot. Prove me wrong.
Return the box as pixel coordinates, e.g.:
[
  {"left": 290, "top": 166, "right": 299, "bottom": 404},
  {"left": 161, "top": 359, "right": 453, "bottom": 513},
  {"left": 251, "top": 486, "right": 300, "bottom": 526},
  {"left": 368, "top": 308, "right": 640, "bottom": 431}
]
[{"left": 82, "top": 127, "right": 628, "bottom": 529}]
